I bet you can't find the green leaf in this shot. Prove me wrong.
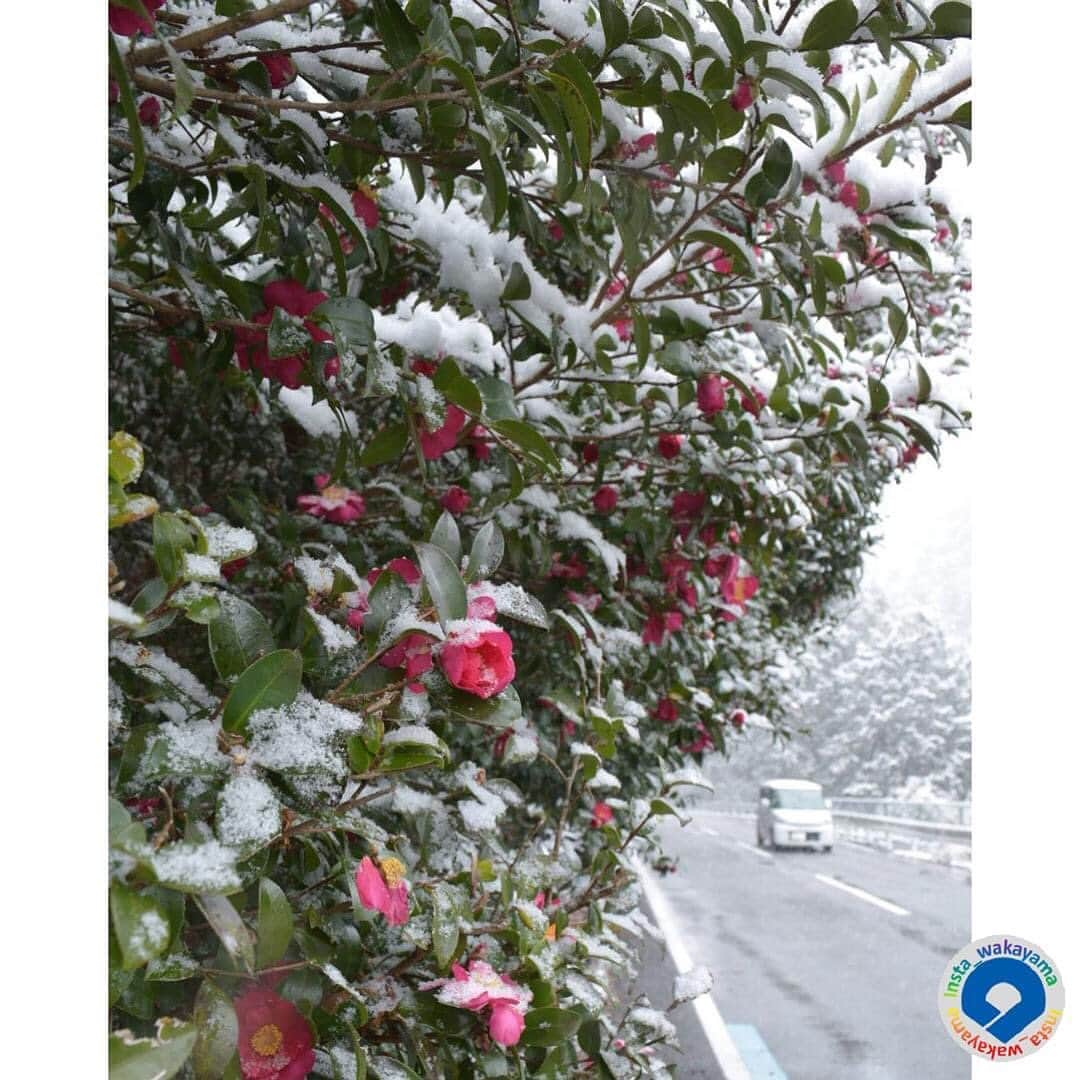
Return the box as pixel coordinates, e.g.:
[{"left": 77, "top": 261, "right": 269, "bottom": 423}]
[
  {"left": 598, "top": 0, "right": 629, "bottom": 52},
  {"left": 472, "top": 131, "right": 509, "bottom": 227},
  {"left": 760, "top": 68, "right": 830, "bottom": 139},
  {"left": 467, "top": 521, "right": 505, "bottom": 581},
  {"left": 413, "top": 541, "right": 468, "bottom": 627},
  {"left": 153, "top": 512, "right": 197, "bottom": 586},
  {"left": 209, "top": 595, "right": 275, "bottom": 681},
  {"left": 109, "top": 34, "right": 145, "bottom": 190},
  {"left": 552, "top": 53, "right": 603, "bottom": 129},
  {"left": 548, "top": 73, "right": 593, "bottom": 173},
  {"left": 702, "top": 146, "right": 745, "bottom": 183},
  {"left": 221, "top": 650, "right": 303, "bottom": 734},
  {"left": 429, "top": 511, "right": 462, "bottom": 565},
  {"left": 109, "top": 431, "right": 145, "bottom": 485},
  {"left": 800, "top": 0, "right": 858, "bottom": 50},
  {"left": 502, "top": 261, "right": 532, "bottom": 302},
  {"left": 359, "top": 423, "right": 409, "bottom": 467},
  {"left": 521, "top": 1007, "right": 582, "bottom": 1047},
  {"left": 109, "top": 1020, "right": 196, "bottom": 1080},
  {"left": 314, "top": 297, "right": 375, "bottom": 350},
  {"left": 701, "top": 1, "right": 745, "bottom": 61},
  {"left": 193, "top": 981, "right": 238, "bottom": 1080},
  {"left": 761, "top": 138, "right": 793, "bottom": 190},
  {"left": 882, "top": 61, "right": 917, "bottom": 125},
  {"left": 492, "top": 419, "right": 560, "bottom": 474},
  {"left": 446, "top": 685, "right": 522, "bottom": 728},
  {"left": 868, "top": 376, "right": 890, "bottom": 415},
  {"left": 668, "top": 90, "right": 718, "bottom": 145},
  {"left": 431, "top": 882, "right": 467, "bottom": 969},
  {"left": 161, "top": 36, "right": 195, "bottom": 116},
  {"left": 371, "top": 0, "right": 421, "bottom": 67},
  {"left": 476, "top": 377, "right": 518, "bottom": 421},
  {"left": 916, "top": 362, "right": 932, "bottom": 404},
  {"left": 267, "top": 307, "right": 312, "bottom": 359},
  {"left": 869, "top": 225, "right": 932, "bottom": 271},
  {"left": 195, "top": 893, "right": 256, "bottom": 973},
  {"left": 256, "top": 878, "right": 294, "bottom": 969},
  {"left": 932, "top": 2, "right": 971, "bottom": 38},
  {"left": 111, "top": 883, "right": 171, "bottom": 970}
]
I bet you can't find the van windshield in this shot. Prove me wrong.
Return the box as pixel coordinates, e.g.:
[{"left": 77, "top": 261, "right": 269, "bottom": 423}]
[{"left": 772, "top": 789, "right": 825, "bottom": 809}]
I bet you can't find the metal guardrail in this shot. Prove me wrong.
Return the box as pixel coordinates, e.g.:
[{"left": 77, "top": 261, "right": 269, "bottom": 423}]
[{"left": 829, "top": 798, "right": 971, "bottom": 827}]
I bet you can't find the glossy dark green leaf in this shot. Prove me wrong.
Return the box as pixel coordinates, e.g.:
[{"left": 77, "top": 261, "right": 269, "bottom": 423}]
[
  {"left": 111, "top": 883, "right": 171, "bottom": 970},
  {"left": 429, "top": 511, "right": 462, "bottom": 565},
  {"left": 702, "top": 146, "right": 745, "bottom": 183},
  {"left": 221, "top": 650, "right": 303, "bottom": 734},
  {"left": 209, "top": 595, "right": 275, "bottom": 681},
  {"left": 800, "top": 0, "right": 858, "bottom": 50},
  {"left": 193, "top": 981, "right": 238, "bottom": 1080},
  {"left": 868, "top": 376, "right": 890, "bottom": 415},
  {"left": 521, "top": 1007, "right": 582, "bottom": 1047},
  {"left": 109, "top": 34, "right": 145, "bottom": 189},
  {"left": 359, "top": 423, "right": 409, "bottom": 467},
  {"left": 153, "top": 512, "right": 197, "bottom": 586},
  {"left": 414, "top": 541, "right": 468, "bottom": 627},
  {"left": 502, "top": 261, "right": 532, "bottom": 301},
  {"left": 431, "top": 882, "right": 467, "bottom": 969},
  {"left": 314, "top": 297, "right": 375, "bottom": 350},
  {"left": 195, "top": 893, "right": 256, "bottom": 973},
  {"left": 109, "top": 1020, "right": 196, "bottom": 1080},
  {"left": 256, "top": 878, "right": 294, "bottom": 969},
  {"left": 598, "top": 0, "right": 629, "bottom": 51},
  {"left": 493, "top": 419, "right": 560, "bottom": 474},
  {"left": 932, "top": 1, "right": 971, "bottom": 38},
  {"left": 467, "top": 521, "right": 505, "bottom": 581},
  {"left": 371, "top": 0, "right": 421, "bottom": 67}
]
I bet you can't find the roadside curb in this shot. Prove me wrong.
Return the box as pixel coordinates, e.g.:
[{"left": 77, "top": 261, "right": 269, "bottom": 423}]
[{"left": 632, "top": 858, "right": 753, "bottom": 1080}]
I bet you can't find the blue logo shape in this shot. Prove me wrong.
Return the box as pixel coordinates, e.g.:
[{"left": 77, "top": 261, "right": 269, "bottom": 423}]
[{"left": 961, "top": 958, "right": 1047, "bottom": 1043}]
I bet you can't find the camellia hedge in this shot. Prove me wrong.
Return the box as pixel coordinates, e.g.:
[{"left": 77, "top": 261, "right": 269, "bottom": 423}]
[{"left": 107, "top": 0, "right": 971, "bottom": 1076}]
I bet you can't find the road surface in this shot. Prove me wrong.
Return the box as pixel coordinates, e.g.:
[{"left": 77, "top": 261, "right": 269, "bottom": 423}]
[{"left": 632, "top": 809, "right": 971, "bottom": 1079}]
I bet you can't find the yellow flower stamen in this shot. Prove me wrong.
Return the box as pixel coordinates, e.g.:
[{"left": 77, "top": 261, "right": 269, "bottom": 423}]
[
  {"left": 379, "top": 856, "right": 407, "bottom": 888},
  {"left": 250, "top": 1023, "right": 284, "bottom": 1057}
]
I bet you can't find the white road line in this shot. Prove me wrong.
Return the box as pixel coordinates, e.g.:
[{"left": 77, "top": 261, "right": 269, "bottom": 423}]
[
  {"left": 633, "top": 859, "right": 752, "bottom": 1080},
  {"left": 735, "top": 840, "right": 773, "bottom": 861},
  {"left": 814, "top": 873, "right": 910, "bottom": 916}
]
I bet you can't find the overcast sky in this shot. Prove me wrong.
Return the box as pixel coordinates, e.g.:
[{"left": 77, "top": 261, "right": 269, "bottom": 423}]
[{"left": 860, "top": 434, "right": 972, "bottom": 651}]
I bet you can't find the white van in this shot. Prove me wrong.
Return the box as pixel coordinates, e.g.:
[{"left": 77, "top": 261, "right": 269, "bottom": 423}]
[{"left": 756, "top": 779, "right": 834, "bottom": 852}]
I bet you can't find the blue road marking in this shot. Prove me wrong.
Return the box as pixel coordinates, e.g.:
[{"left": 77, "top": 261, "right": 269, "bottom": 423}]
[{"left": 727, "top": 1025, "right": 788, "bottom": 1080}]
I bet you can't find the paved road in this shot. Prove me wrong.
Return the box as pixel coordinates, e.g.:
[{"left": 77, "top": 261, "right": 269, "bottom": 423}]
[{"left": 632, "top": 810, "right": 971, "bottom": 1079}]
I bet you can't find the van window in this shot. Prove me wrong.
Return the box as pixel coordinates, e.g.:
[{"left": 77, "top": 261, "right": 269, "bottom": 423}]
[{"left": 771, "top": 789, "right": 825, "bottom": 810}]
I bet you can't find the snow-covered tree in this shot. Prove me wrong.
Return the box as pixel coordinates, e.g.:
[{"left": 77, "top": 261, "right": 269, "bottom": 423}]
[{"left": 108, "top": 0, "right": 971, "bottom": 1075}]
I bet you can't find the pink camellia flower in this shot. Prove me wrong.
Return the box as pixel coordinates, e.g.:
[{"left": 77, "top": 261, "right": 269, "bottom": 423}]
[
  {"left": 605, "top": 278, "right": 626, "bottom": 300},
  {"left": 729, "top": 77, "right": 755, "bottom": 112},
  {"left": 699, "top": 524, "right": 717, "bottom": 547},
  {"left": 681, "top": 722, "right": 715, "bottom": 755},
  {"left": 419, "top": 404, "right": 468, "bottom": 459},
  {"left": 547, "top": 219, "right": 564, "bottom": 242},
  {"left": 617, "top": 132, "right": 657, "bottom": 160},
  {"left": 679, "top": 581, "right": 698, "bottom": 609},
  {"left": 825, "top": 62, "right": 843, "bottom": 83},
  {"left": 648, "top": 162, "right": 677, "bottom": 193},
  {"left": 440, "top": 623, "right": 515, "bottom": 699},
  {"left": 704, "top": 553, "right": 737, "bottom": 580},
  {"left": 657, "top": 433, "right": 683, "bottom": 460},
  {"left": 355, "top": 855, "right": 410, "bottom": 926},
  {"left": 672, "top": 491, "right": 707, "bottom": 520},
  {"left": 837, "top": 181, "right": 860, "bottom": 210},
  {"left": 233, "top": 279, "right": 337, "bottom": 389},
  {"left": 697, "top": 374, "right": 727, "bottom": 418},
  {"left": 865, "top": 245, "right": 889, "bottom": 269},
  {"left": 234, "top": 986, "right": 316, "bottom": 1080},
  {"left": 582, "top": 441, "right": 600, "bottom": 464},
  {"left": 740, "top": 388, "right": 768, "bottom": 417},
  {"left": 935, "top": 223, "right": 951, "bottom": 244},
  {"left": 432, "top": 961, "right": 533, "bottom": 1047},
  {"left": 467, "top": 425, "right": 492, "bottom": 461},
  {"left": 827, "top": 365, "right": 842, "bottom": 379},
  {"left": 901, "top": 443, "right": 922, "bottom": 467},
  {"left": 654, "top": 697, "right": 679, "bottom": 724},
  {"left": 466, "top": 592, "right": 498, "bottom": 621},
  {"left": 109, "top": 0, "right": 165, "bottom": 36},
  {"left": 296, "top": 476, "right": 365, "bottom": 524},
  {"left": 549, "top": 552, "right": 588, "bottom": 579},
  {"left": 612, "top": 318, "right": 633, "bottom": 342},
  {"left": 411, "top": 357, "right": 438, "bottom": 377},
  {"left": 368, "top": 557, "right": 421, "bottom": 586},
  {"left": 138, "top": 96, "right": 161, "bottom": 129},
  {"left": 351, "top": 186, "right": 379, "bottom": 230},
  {"left": 728, "top": 528, "right": 740, "bottom": 546},
  {"left": 379, "top": 633, "right": 435, "bottom": 686},
  {"left": 593, "top": 486, "right": 618, "bottom": 513},
  {"left": 641, "top": 613, "right": 665, "bottom": 646},
  {"left": 591, "top": 801, "right": 614, "bottom": 828},
  {"left": 928, "top": 302, "right": 946, "bottom": 318},
  {"left": 729, "top": 709, "right": 747, "bottom": 729},
  {"left": 222, "top": 557, "right": 248, "bottom": 581},
  {"left": 663, "top": 610, "right": 683, "bottom": 634},
  {"left": 707, "top": 249, "right": 734, "bottom": 274},
  {"left": 823, "top": 160, "right": 846, "bottom": 185},
  {"left": 441, "top": 486, "right": 471, "bottom": 515},
  {"left": 566, "top": 589, "right": 601, "bottom": 612},
  {"left": 801, "top": 176, "right": 818, "bottom": 195},
  {"left": 259, "top": 52, "right": 297, "bottom": 90}
]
